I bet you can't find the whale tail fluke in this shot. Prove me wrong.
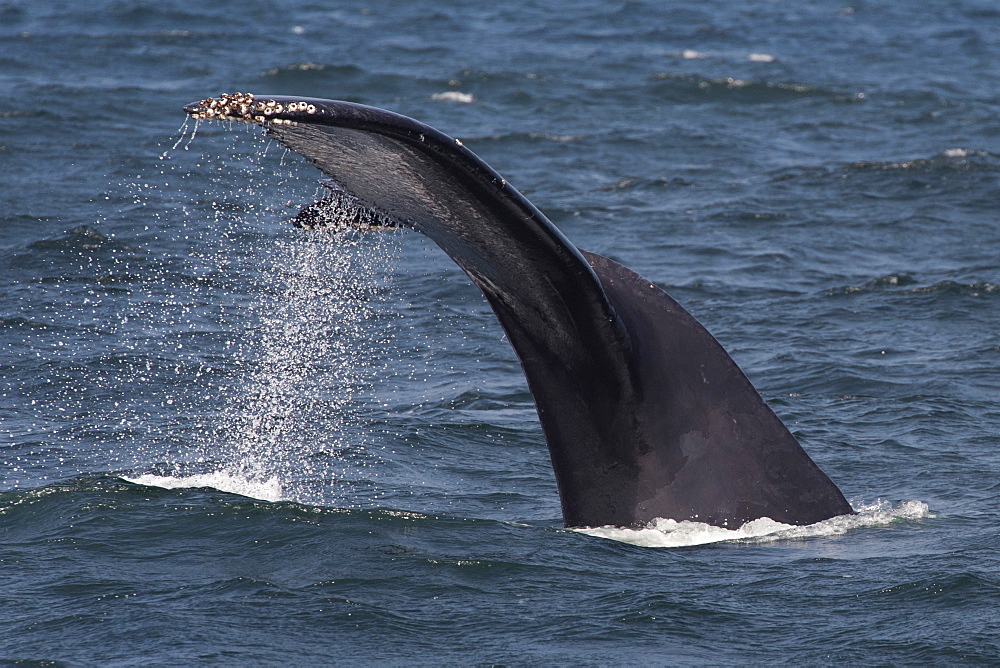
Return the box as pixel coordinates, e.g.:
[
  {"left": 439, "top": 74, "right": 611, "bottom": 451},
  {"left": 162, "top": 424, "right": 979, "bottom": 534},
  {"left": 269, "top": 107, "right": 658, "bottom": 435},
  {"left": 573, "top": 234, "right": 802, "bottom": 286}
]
[{"left": 185, "top": 93, "right": 854, "bottom": 528}]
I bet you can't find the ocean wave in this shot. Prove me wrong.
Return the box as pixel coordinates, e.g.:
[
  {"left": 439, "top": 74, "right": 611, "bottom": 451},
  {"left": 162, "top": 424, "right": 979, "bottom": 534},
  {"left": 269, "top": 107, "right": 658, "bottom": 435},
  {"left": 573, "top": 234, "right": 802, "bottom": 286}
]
[
  {"left": 0, "top": 108, "right": 44, "bottom": 119},
  {"left": 829, "top": 274, "right": 998, "bottom": 298},
  {"left": 258, "top": 62, "right": 442, "bottom": 96},
  {"left": 577, "top": 500, "right": 931, "bottom": 548},
  {"left": 0, "top": 316, "right": 59, "bottom": 331},
  {"left": 770, "top": 148, "right": 1000, "bottom": 189},
  {"left": 125, "top": 471, "right": 284, "bottom": 502},
  {"left": 591, "top": 175, "right": 694, "bottom": 192},
  {"left": 648, "top": 72, "right": 861, "bottom": 105},
  {"left": 431, "top": 91, "right": 475, "bottom": 104},
  {"left": 462, "top": 131, "right": 583, "bottom": 145},
  {"left": 24, "top": 225, "right": 116, "bottom": 253},
  {"left": 260, "top": 61, "right": 330, "bottom": 77},
  {"left": 848, "top": 148, "right": 1000, "bottom": 173}
]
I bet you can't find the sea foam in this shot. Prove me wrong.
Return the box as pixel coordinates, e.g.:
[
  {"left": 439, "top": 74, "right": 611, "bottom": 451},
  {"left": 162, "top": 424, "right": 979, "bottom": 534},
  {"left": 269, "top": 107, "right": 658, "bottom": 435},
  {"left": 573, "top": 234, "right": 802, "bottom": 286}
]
[
  {"left": 577, "top": 500, "right": 931, "bottom": 548},
  {"left": 124, "top": 471, "right": 284, "bottom": 502}
]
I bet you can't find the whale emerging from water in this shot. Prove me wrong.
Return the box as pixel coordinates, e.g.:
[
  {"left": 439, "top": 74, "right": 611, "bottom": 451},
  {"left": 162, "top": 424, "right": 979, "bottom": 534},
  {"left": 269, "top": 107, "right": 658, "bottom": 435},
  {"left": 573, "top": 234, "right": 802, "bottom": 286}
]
[{"left": 185, "top": 93, "right": 854, "bottom": 529}]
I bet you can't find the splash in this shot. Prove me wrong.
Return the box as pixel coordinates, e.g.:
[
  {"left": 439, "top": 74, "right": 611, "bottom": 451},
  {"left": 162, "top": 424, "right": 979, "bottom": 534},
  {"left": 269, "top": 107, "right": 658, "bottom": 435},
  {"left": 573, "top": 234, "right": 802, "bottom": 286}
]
[
  {"left": 577, "top": 500, "right": 931, "bottom": 548},
  {"left": 210, "top": 228, "right": 396, "bottom": 506},
  {"left": 93, "top": 124, "right": 400, "bottom": 507}
]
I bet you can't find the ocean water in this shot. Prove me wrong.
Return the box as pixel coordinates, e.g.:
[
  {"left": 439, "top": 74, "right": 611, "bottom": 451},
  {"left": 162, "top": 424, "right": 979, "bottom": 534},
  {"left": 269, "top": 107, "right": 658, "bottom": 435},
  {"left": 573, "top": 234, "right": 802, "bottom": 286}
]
[{"left": 2, "top": 0, "right": 999, "bottom": 664}]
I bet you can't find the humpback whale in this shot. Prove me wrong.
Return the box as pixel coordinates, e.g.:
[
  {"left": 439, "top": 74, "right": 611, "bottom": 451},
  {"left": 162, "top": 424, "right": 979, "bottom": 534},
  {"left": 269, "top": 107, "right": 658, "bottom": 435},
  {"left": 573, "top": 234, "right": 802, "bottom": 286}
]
[{"left": 185, "top": 93, "right": 854, "bottom": 529}]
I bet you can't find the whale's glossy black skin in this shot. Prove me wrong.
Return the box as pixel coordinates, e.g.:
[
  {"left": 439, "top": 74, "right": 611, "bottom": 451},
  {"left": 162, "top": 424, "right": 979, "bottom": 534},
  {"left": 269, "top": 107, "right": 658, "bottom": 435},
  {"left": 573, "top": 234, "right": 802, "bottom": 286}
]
[{"left": 185, "top": 95, "right": 854, "bottom": 529}]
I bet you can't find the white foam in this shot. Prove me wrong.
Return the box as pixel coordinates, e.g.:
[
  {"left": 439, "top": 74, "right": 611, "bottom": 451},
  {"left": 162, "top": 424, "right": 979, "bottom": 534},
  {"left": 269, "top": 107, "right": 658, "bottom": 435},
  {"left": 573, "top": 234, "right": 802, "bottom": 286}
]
[
  {"left": 943, "top": 148, "right": 970, "bottom": 158},
  {"left": 124, "top": 471, "right": 284, "bottom": 502},
  {"left": 431, "top": 91, "right": 475, "bottom": 104},
  {"left": 577, "top": 500, "right": 931, "bottom": 548},
  {"left": 748, "top": 52, "right": 776, "bottom": 63},
  {"left": 680, "top": 49, "right": 706, "bottom": 59}
]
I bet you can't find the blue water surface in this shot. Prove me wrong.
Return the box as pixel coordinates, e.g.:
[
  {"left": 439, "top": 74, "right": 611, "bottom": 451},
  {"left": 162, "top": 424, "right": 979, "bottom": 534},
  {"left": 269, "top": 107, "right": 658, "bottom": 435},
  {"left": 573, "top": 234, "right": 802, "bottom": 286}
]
[{"left": 2, "top": 1, "right": 999, "bottom": 664}]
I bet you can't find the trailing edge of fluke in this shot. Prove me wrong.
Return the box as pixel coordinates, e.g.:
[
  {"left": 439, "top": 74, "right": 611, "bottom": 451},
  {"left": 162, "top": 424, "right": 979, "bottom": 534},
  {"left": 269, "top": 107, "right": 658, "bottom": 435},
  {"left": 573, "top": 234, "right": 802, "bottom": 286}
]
[{"left": 184, "top": 93, "right": 855, "bottom": 530}]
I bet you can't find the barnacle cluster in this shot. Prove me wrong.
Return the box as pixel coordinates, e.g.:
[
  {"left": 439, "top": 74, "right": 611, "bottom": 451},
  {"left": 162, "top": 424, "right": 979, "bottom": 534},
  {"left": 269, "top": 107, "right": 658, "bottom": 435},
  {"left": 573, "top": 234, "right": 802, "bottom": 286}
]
[{"left": 186, "top": 92, "right": 317, "bottom": 125}]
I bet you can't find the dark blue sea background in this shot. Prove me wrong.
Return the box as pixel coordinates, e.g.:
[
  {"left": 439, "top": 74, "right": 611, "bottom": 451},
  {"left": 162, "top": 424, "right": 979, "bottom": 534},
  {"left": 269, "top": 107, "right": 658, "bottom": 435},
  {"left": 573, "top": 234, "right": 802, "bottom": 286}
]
[{"left": 2, "top": 1, "right": 999, "bottom": 664}]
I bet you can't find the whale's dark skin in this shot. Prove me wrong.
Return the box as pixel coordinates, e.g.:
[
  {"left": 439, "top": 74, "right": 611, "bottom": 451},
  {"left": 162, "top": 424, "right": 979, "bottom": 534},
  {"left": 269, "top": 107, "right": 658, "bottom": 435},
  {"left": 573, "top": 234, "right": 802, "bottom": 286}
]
[{"left": 185, "top": 94, "right": 855, "bottom": 529}]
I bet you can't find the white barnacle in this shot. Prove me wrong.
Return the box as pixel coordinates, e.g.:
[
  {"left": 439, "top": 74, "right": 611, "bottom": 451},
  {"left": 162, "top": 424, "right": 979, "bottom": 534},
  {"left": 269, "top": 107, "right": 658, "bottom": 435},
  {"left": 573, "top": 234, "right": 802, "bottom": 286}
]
[
  {"left": 455, "top": 138, "right": 463, "bottom": 146},
  {"left": 306, "top": 104, "right": 316, "bottom": 114}
]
